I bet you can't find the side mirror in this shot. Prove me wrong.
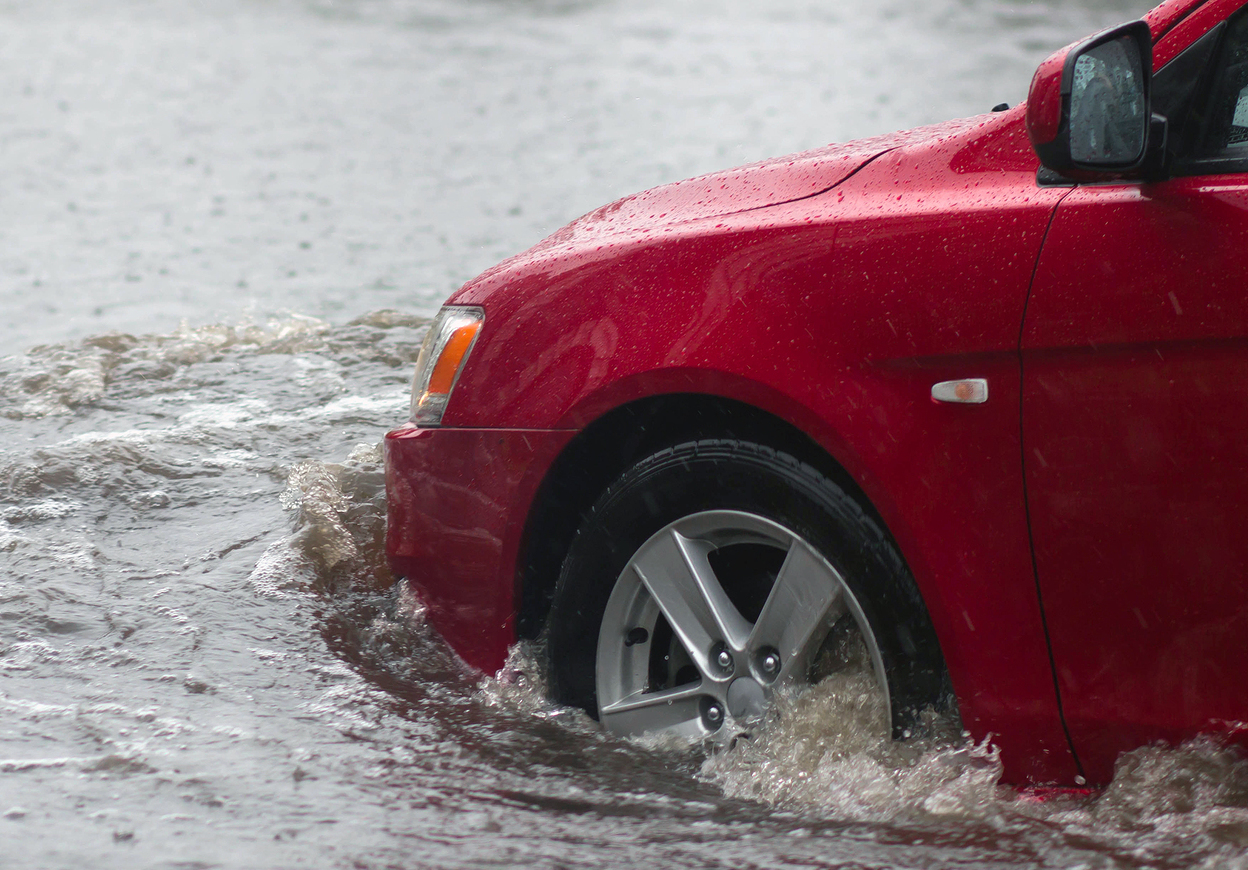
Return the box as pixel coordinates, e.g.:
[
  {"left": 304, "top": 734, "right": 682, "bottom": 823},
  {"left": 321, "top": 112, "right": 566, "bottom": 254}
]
[{"left": 1026, "top": 20, "right": 1161, "bottom": 177}]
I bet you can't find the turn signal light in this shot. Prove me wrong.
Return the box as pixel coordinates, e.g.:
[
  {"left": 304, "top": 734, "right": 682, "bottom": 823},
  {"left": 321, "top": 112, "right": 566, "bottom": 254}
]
[{"left": 410, "top": 307, "right": 484, "bottom": 425}]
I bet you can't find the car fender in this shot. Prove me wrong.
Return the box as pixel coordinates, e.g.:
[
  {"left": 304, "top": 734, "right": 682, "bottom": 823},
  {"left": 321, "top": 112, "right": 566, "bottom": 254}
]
[{"left": 440, "top": 109, "right": 1080, "bottom": 780}]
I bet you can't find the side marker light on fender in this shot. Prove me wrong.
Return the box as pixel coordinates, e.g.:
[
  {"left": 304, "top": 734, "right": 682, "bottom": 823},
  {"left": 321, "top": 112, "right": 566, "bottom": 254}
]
[
  {"left": 410, "top": 306, "right": 485, "bottom": 426},
  {"left": 931, "top": 379, "right": 988, "bottom": 404}
]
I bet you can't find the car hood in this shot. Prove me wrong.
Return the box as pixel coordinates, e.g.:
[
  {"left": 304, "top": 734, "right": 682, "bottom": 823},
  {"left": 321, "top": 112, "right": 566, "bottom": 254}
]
[
  {"left": 530, "top": 121, "right": 978, "bottom": 251},
  {"left": 458, "top": 114, "right": 1003, "bottom": 299}
]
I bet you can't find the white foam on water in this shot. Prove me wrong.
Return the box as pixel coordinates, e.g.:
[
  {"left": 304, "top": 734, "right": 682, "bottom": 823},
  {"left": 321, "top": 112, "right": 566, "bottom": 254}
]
[
  {"left": 0, "top": 520, "right": 29, "bottom": 552},
  {"left": 476, "top": 629, "right": 1248, "bottom": 868},
  {"left": 1028, "top": 738, "right": 1248, "bottom": 866},
  {"left": 702, "top": 687, "right": 1248, "bottom": 866},
  {"left": 477, "top": 641, "right": 595, "bottom": 728},
  {"left": 1, "top": 498, "right": 81, "bottom": 522},
  {"left": 0, "top": 312, "right": 413, "bottom": 421},
  {"left": 246, "top": 540, "right": 312, "bottom": 599},
  {"left": 200, "top": 448, "right": 261, "bottom": 470},
  {"left": 699, "top": 670, "right": 1002, "bottom": 822},
  {"left": 314, "top": 392, "right": 407, "bottom": 421},
  {"left": 176, "top": 398, "right": 274, "bottom": 429}
]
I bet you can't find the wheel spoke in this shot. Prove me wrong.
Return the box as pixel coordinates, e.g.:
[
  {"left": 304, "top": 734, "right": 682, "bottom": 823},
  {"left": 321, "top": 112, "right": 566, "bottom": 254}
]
[
  {"left": 629, "top": 529, "right": 751, "bottom": 669},
  {"left": 598, "top": 683, "right": 707, "bottom": 737},
  {"left": 749, "top": 538, "right": 846, "bottom": 681}
]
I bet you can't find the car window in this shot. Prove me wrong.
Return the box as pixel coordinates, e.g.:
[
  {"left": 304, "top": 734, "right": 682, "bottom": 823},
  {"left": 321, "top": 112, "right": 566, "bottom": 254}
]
[
  {"left": 1198, "top": 11, "right": 1248, "bottom": 152},
  {"left": 1153, "top": 22, "right": 1222, "bottom": 146}
]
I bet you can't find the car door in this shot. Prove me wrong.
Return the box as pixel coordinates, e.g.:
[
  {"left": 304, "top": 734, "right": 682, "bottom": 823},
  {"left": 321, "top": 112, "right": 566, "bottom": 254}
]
[{"left": 1022, "top": 11, "right": 1248, "bottom": 782}]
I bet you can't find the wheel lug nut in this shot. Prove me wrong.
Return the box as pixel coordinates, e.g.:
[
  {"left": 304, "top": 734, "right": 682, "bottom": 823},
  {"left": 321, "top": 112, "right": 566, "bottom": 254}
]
[
  {"left": 760, "top": 651, "right": 781, "bottom": 679},
  {"left": 699, "top": 694, "right": 726, "bottom": 731},
  {"left": 716, "top": 650, "right": 733, "bottom": 670}
]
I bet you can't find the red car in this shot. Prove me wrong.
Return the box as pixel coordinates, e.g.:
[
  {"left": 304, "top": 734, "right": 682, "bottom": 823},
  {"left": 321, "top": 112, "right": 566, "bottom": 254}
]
[{"left": 386, "top": 0, "right": 1248, "bottom": 786}]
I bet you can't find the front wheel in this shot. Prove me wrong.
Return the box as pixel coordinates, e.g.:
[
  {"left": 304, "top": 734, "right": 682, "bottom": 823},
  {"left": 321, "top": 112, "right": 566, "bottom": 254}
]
[{"left": 546, "top": 440, "right": 950, "bottom": 740}]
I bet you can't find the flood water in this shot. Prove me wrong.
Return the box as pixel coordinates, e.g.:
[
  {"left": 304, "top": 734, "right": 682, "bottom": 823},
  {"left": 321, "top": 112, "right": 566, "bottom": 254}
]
[{"left": 5, "top": 1, "right": 1248, "bottom": 867}]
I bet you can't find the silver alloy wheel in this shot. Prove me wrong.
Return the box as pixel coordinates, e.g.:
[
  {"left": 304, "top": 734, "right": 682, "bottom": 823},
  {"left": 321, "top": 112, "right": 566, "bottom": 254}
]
[{"left": 595, "top": 509, "right": 889, "bottom": 738}]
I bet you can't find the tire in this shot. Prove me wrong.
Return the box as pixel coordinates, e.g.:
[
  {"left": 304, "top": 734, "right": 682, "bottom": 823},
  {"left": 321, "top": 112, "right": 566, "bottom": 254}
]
[{"left": 545, "top": 439, "right": 951, "bottom": 739}]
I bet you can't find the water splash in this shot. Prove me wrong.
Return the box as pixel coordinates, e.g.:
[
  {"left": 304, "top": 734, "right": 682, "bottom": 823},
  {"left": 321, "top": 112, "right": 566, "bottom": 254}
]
[
  {"left": 699, "top": 668, "right": 1002, "bottom": 822},
  {"left": 0, "top": 310, "right": 425, "bottom": 419},
  {"left": 274, "top": 438, "right": 471, "bottom": 687},
  {"left": 278, "top": 442, "right": 391, "bottom": 595},
  {"left": 1027, "top": 738, "right": 1248, "bottom": 868},
  {"left": 471, "top": 630, "right": 1248, "bottom": 868},
  {"left": 477, "top": 641, "right": 597, "bottom": 729}
]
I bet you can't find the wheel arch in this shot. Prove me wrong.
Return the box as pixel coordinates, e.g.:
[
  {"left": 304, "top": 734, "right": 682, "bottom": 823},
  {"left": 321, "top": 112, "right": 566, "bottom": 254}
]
[{"left": 514, "top": 391, "right": 905, "bottom": 642}]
